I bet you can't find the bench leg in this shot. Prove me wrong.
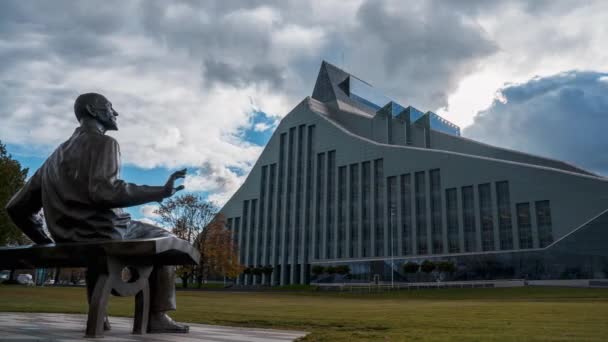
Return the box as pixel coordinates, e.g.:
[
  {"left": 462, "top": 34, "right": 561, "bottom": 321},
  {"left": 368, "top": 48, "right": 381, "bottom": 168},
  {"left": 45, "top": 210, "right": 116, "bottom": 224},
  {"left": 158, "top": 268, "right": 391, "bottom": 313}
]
[
  {"left": 132, "top": 282, "right": 150, "bottom": 334},
  {"left": 85, "top": 273, "right": 112, "bottom": 338}
]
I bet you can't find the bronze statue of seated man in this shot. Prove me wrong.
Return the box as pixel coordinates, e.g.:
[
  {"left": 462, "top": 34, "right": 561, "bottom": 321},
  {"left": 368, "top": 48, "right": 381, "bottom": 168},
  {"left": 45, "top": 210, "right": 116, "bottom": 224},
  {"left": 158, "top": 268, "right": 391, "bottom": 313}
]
[{"left": 6, "top": 93, "right": 190, "bottom": 333}]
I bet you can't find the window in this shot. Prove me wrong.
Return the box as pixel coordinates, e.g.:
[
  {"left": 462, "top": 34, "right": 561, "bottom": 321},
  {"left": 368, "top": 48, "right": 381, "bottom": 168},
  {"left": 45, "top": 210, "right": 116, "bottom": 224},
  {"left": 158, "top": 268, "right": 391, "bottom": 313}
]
[
  {"left": 276, "top": 133, "right": 286, "bottom": 263},
  {"left": 478, "top": 183, "right": 495, "bottom": 251},
  {"left": 536, "top": 200, "right": 553, "bottom": 247},
  {"left": 446, "top": 188, "right": 459, "bottom": 253},
  {"left": 516, "top": 203, "right": 533, "bottom": 249},
  {"left": 314, "top": 152, "right": 325, "bottom": 259},
  {"left": 258, "top": 166, "right": 267, "bottom": 266},
  {"left": 400, "top": 174, "right": 412, "bottom": 255},
  {"left": 387, "top": 176, "right": 397, "bottom": 257},
  {"left": 285, "top": 127, "right": 295, "bottom": 262},
  {"left": 241, "top": 200, "right": 249, "bottom": 265},
  {"left": 267, "top": 164, "right": 276, "bottom": 265},
  {"left": 496, "top": 181, "right": 513, "bottom": 250},
  {"left": 362, "top": 161, "right": 371, "bottom": 257},
  {"left": 294, "top": 125, "right": 305, "bottom": 263},
  {"left": 304, "top": 126, "right": 315, "bottom": 264},
  {"left": 430, "top": 169, "right": 443, "bottom": 254},
  {"left": 462, "top": 186, "right": 476, "bottom": 252},
  {"left": 338, "top": 166, "right": 347, "bottom": 258},
  {"left": 349, "top": 164, "right": 359, "bottom": 258},
  {"left": 374, "top": 159, "right": 384, "bottom": 256},
  {"left": 249, "top": 199, "right": 257, "bottom": 266},
  {"left": 415, "top": 171, "right": 427, "bottom": 254},
  {"left": 326, "top": 150, "right": 336, "bottom": 258}
]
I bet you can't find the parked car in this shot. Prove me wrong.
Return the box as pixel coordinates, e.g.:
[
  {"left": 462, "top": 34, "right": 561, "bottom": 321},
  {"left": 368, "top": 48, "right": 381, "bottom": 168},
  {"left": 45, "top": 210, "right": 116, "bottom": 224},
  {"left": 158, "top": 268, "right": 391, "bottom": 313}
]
[{"left": 17, "top": 274, "right": 34, "bottom": 286}]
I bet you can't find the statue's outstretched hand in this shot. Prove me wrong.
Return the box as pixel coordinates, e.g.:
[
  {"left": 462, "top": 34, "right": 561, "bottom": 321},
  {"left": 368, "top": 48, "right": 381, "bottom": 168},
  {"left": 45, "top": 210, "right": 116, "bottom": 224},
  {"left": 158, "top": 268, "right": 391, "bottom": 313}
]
[{"left": 163, "top": 168, "right": 187, "bottom": 198}]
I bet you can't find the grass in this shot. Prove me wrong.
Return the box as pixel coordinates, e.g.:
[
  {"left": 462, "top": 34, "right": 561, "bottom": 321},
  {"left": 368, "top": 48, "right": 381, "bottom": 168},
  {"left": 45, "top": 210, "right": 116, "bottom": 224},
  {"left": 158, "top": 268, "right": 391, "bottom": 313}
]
[{"left": 1, "top": 285, "right": 607, "bottom": 341}]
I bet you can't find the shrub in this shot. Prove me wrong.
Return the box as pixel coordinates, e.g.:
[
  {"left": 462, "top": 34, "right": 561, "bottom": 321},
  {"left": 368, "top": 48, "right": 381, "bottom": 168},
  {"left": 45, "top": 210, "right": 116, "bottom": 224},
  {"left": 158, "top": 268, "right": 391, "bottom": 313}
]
[
  {"left": 326, "top": 266, "right": 337, "bottom": 275},
  {"left": 437, "top": 261, "right": 456, "bottom": 274},
  {"left": 421, "top": 260, "right": 436, "bottom": 274},
  {"left": 403, "top": 262, "right": 419, "bottom": 274},
  {"left": 311, "top": 265, "right": 325, "bottom": 276}
]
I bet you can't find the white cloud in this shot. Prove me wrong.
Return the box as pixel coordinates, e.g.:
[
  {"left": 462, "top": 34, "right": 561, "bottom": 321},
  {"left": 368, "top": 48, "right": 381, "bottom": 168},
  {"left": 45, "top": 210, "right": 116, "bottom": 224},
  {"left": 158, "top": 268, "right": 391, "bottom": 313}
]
[
  {"left": 139, "top": 204, "right": 160, "bottom": 219},
  {"left": 2, "top": 0, "right": 608, "bottom": 206},
  {"left": 184, "top": 162, "right": 246, "bottom": 206}
]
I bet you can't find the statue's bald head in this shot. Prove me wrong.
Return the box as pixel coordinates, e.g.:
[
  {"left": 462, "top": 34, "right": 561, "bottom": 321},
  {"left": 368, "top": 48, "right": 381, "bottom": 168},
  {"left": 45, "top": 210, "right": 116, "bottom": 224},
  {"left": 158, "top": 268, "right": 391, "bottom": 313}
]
[{"left": 73, "top": 93, "right": 119, "bottom": 131}]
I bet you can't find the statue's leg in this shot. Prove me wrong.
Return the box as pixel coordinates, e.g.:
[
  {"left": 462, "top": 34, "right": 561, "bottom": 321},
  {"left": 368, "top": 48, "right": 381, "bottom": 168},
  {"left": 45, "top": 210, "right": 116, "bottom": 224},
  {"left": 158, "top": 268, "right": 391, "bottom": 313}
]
[
  {"left": 149, "top": 265, "right": 177, "bottom": 313},
  {"left": 86, "top": 267, "right": 111, "bottom": 331},
  {"left": 132, "top": 269, "right": 151, "bottom": 334},
  {"left": 85, "top": 273, "right": 112, "bottom": 338}
]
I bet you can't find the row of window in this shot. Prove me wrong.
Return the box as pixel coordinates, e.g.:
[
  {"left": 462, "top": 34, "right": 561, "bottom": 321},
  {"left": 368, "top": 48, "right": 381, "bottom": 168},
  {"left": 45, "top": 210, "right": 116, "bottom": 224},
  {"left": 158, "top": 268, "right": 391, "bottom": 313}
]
[{"left": 226, "top": 129, "right": 555, "bottom": 269}]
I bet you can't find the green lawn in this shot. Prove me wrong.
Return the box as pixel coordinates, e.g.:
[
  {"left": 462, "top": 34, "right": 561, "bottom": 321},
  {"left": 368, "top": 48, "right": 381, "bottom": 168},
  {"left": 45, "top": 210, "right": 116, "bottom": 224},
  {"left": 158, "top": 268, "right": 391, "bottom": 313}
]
[{"left": 1, "top": 285, "right": 607, "bottom": 341}]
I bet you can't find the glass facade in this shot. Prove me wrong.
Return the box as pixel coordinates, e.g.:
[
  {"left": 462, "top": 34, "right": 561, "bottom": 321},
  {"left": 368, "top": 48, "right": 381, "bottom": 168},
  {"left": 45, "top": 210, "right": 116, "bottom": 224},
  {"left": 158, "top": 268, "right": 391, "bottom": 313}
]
[
  {"left": 415, "top": 171, "right": 428, "bottom": 255},
  {"left": 400, "top": 174, "right": 412, "bottom": 255},
  {"left": 496, "top": 181, "right": 514, "bottom": 250},
  {"left": 362, "top": 161, "right": 371, "bottom": 257},
  {"left": 478, "top": 183, "right": 495, "bottom": 251},
  {"left": 446, "top": 188, "right": 459, "bottom": 253},
  {"left": 462, "top": 186, "right": 476, "bottom": 252},
  {"left": 430, "top": 169, "right": 443, "bottom": 254},
  {"left": 428, "top": 112, "right": 461, "bottom": 136},
  {"left": 349, "top": 164, "right": 359, "bottom": 258},
  {"left": 374, "top": 159, "right": 384, "bottom": 256},
  {"left": 349, "top": 76, "right": 391, "bottom": 111},
  {"left": 536, "top": 200, "right": 553, "bottom": 247},
  {"left": 349, "top": 76, "right": 460, "bottom": 137},
  {"left": 516, "top": 202, "right": 533, "bottom": 249}
]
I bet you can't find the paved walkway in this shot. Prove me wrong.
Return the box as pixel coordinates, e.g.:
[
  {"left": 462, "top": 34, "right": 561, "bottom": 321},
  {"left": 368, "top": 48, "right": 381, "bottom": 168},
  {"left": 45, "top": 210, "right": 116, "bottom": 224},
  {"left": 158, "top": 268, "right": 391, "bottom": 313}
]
[{"left": 0, "top": 313, "right": 307, "bottom": 341}]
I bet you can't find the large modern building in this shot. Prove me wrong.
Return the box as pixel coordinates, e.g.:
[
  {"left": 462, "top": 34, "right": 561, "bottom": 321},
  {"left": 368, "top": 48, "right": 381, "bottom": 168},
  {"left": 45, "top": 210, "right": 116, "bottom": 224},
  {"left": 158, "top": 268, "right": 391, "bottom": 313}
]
[{"left": 220, "top": 61, "right": 608, "bottom": 286}]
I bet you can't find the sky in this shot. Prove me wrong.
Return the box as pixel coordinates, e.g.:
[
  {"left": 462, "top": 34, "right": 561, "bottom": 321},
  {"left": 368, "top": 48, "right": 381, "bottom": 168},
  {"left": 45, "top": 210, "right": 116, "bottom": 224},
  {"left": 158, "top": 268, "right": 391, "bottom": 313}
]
[{"left": 1, "top": 0, "right": 608, "bottom": 223}]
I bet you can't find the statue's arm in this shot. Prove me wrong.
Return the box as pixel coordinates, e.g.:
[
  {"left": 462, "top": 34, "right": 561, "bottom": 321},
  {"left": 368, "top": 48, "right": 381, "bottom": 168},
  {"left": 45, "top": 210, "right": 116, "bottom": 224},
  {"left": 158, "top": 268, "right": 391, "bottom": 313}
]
[
  {"left": 5, "top": 168, "right": 54, "bottom": 244},
  {"left": 88, "top": 138, "right": 167, "bottom": 208}
]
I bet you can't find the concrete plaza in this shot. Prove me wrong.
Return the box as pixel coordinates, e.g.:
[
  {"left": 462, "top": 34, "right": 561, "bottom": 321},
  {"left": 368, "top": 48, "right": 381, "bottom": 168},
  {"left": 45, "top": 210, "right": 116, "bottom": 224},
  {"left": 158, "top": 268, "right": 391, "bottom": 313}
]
[{"left": 0, "top": 312, "right": 307, "bottom": 341}]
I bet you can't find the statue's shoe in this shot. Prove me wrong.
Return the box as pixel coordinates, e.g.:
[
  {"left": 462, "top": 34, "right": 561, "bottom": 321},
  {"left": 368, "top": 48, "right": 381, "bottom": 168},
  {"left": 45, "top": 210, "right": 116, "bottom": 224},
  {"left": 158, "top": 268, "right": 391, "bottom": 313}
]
[
  {"left": 148, "top": 313, "right": 189, "bottom": 334},
  {"left": 104, "top": 316, "right": 111, "bottom": 331}
]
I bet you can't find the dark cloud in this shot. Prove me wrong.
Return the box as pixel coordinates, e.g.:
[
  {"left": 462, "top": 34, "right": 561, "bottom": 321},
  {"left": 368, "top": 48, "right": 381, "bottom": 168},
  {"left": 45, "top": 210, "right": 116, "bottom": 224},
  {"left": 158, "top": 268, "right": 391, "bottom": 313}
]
[
  {"left": 345, "top": 0, "right": 498, "bottom": 110},
  {"left": 464, "top": 71, "right": 608, "bottom": 174},
  {"left": 203, "top": 60, "right": 285, "bottom": 90}
]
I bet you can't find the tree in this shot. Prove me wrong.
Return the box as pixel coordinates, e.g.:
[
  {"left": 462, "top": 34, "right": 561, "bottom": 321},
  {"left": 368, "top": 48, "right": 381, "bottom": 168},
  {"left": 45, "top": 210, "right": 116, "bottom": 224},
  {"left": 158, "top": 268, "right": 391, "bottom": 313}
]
[
  {"left": 0, "top": 141, "right": 29, "bottom": 247},
  {"left": 421, "top": 260, "right": 436, "bottom": 274},
  {"left": 156, "top": 194, "right": 217, "bottom": 288},
  {"left": 262, "top": 265, "right": 274, "bottom": 285},
  {"left": 311, "top": 265, "right": 325, "bottom": 277},
  {"left": 326, "top": 266, "right": 337, "bottom": 275},
  {"left": 195, "top": 213, "right": 242, "bottom": 287},
  {"left": 437, "top": 261, "right": 456, "bottom": 274},
  {"left": 403, "top": 262, "right": 419, "bottom": 274}
]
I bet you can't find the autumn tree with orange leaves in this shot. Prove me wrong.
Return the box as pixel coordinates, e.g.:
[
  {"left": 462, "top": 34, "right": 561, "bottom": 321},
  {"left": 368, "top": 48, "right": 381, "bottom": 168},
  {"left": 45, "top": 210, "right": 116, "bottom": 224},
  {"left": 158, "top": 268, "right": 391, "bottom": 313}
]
[{"left": 194, "top": 213, "right": 243, "bottom": 286}]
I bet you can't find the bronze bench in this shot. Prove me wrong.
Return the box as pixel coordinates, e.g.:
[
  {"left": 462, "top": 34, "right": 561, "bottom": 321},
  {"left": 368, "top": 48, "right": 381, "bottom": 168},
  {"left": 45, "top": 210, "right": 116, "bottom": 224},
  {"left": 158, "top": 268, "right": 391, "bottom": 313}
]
[{"left": 0, "top": 237, "right": 200, "bottom": 338}]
